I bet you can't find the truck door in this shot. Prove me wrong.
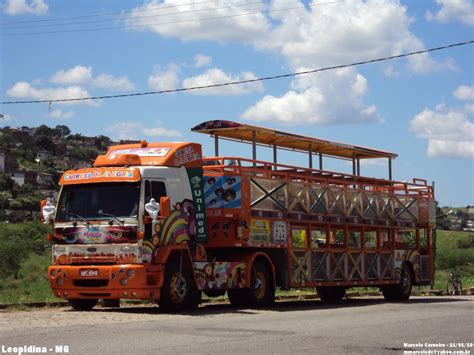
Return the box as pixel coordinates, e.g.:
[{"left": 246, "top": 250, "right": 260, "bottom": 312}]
[{"left": 144, "top": 179, "right": 167, "bottom": 240}]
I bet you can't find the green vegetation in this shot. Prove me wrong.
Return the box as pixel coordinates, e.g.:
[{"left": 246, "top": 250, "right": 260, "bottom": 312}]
[
  {"left": 0, "top": 222, "right": 56, "bottom": 303},
  {"left": 434, "top": 230, "right": 474, "bottom": 290}
]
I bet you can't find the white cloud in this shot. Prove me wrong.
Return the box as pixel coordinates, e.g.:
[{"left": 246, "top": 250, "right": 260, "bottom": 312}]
[
  {"left": 124, "top": 0, "right": 270, "bottom": 42},
  {"left": 50, "top": 65, "right": 134, "bottom": 91},
  {"left": 426, "top": 140, "right": 474, "bottom": 158},
  {"left": 182, "top": 68, "right": 263, "bottom": 95},
  {"left": 242, "top": 68, "right": 379, "bottom": 124},
  {"left": 426, "top": 0, "right": 474, "bottom": 26},
  {"left": 453, "top": 85, "right": 474, "bottom": 101},
  {"left": 148, "top": 64, "right": 180, "bottom": 91},
  {"left": 93, "top": 74, "right": 135, "bottom": 91},
  {"left": 48, "top": 109, "right": 74, "bottom": 119},
  {"left": 194, "top": 54, "right": 212, "bottom": 68},
  {"left": 105, "top": 122, "right": 182, "bottom": 141},
  {"left": 146, "top": 126, "right": 181, "bottom": 138},
  {"left": 4, "top": 0, "right": 48, "bottom": 15},
  {"left": 409, "top": 88, "right": 474, "bottom": 159},
  {"left": 51, "top": 66, "right": 93, "bottom": 85},
  {"left": 126, "top": 0, "right": 449, "bottom": 125},
  {"left": 7, "top": 81, "right": 96, "bottom": 106}
]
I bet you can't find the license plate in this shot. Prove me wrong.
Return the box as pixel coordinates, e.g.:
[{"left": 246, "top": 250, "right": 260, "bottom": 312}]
[{"left": 80, "top": 269, "right": 99, "bottom": 277}]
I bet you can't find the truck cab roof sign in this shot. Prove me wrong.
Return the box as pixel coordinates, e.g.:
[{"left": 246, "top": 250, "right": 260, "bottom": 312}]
[
  {"left": 109, "top": 147, "right": 171, "bottom": 158},
  {"left": 60, "top": 168, "right": 141, "bottom": 185},
  {"left": 94, "top": 142, "right": 202, "bottom": 168}
]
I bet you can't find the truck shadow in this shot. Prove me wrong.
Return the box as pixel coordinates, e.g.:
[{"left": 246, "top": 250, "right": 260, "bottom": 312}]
[{"left": 86, "top": 296, "right": 470, "bottom": 316}]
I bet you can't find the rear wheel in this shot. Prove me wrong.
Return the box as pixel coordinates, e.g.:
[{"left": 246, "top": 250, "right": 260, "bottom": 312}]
[
  {"left": 68, "top": 299, "right": 98, "bottom": 311},
  {"left": 316, "top": 286, "right": 346, "bottom": 303},
  {"left": 382, "top": 264, "right": 413, "bottom": 301},
  {"left": 160, "top": 262, "right": 199, "bottom": 312},
  {"left": 228, "top": 262, "right": 275, "bottom": 308}
]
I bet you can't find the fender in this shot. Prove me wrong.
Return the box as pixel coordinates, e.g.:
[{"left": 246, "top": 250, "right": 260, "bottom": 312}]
[
  {"left": 241, "top": 251, "right": 276, "bottom": 289},
  {"left": 153, "top": 244, "right": 198, "bottom": 286}
]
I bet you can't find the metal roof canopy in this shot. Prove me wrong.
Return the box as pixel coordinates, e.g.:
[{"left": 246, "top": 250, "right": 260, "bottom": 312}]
[{"left": 191, "top": 120, "right": 397, "bottom": 179}]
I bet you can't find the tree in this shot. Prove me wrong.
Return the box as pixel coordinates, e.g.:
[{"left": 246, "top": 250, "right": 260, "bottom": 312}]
[
  {"left": 54, "top": 125, "right": 71, "bottom": 137},
  {"left": 0, "top": 173, "right": 13, "bottom": 191}
]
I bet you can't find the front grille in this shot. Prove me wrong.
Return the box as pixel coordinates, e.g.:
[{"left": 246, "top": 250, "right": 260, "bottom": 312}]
[{"left": 74, "top": 279, "right": 109, "bottom": 287}]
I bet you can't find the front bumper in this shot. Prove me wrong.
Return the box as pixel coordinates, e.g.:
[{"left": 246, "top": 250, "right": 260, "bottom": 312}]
[{"left": 48, "top": 264, "right": 164, "bottom": 300}]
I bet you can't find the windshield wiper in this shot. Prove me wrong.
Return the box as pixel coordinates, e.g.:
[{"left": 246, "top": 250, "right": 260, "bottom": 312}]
[
  {"left": 97, "top": 210, "right": 125, "bottom": 225},
  {"left": 67, "top": 212, "right": 90, "bottom": 225}
]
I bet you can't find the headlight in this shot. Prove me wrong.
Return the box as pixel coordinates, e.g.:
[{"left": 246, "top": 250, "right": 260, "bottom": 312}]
[
  {"left": 127, "top": 269, "right": 135, "bottom": 278},
  {"left": 50, "top": 270, "right": 57, "bottom": 278},
  {"left": 53, "top": 246, "right": 66, "bottom": 254},
  {"left": 119, "top": 278, "right": 128, "bottom": 286},
  {"left": 56, "top": 278, "right": 63, "bottom": 286}
]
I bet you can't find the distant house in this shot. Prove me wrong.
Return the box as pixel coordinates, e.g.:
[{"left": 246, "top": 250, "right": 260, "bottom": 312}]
[
  {"left": 11, "top": 171, "right": 37, "bottom": 186},
  {"left": 0, "top": 150, "right": 18, "bottom": 173},
  {"left": 36, "top": 150, "right": 53, "bottom": 161},
  {"left": 9, "top": 127, "right": 33, "bottom": 139},
  {"left": 468, "top": 207, "right": 474, "bottom": 215}
]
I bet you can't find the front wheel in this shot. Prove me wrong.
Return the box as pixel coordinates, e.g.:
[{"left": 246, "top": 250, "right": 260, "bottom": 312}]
[
  {"left": 160, "top": 262, "right": 199, "bottom": 312},
  {"left": 68, "top": 299, "right": 98, "bottom": 311},
  {"left": 447, "top": 280, "right": 462, "bottom": 295},
  {"left": 228, "top": 262, "right": 275, "bottom": 308}
]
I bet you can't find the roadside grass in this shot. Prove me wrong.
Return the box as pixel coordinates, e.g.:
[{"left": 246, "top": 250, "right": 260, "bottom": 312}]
[
  {"left": 0, "top": 228, "right": 472, "bottom": 305},
  {"left": 0, "top": 253, "right": 57, "bottom": 304}
]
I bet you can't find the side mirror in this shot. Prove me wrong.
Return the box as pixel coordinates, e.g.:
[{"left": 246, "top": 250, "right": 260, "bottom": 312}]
[
  {"left": 160, "top": 196, "right": 171, "bottom": 218},
  {"left": 144, "top": 198, "right": 160, "bottom": 221},
  {"left": 41, "top": 200, "right": 56, "bottom": 224}
]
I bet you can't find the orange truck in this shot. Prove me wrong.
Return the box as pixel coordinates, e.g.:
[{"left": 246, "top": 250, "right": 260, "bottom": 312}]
[{"left": 43, "top": 120, "right": 436, "bottom": 311}]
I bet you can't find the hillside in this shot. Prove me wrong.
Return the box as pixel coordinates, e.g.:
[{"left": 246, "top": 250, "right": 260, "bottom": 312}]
[{"left": 0, "top": 124, "right": 117, "bottom": 222}]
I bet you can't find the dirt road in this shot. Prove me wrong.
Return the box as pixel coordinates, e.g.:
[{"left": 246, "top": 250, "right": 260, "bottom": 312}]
[{"left": 1, "top": 296, "right": 473, "bottom": 354}]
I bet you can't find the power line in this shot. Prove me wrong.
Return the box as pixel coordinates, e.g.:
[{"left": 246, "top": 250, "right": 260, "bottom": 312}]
[
  {"left": 0, "top": 1, "right": 265, "bottom": 30},
  {"left": 2, "top": 40, "right": 472, "bottom": 105},
  {"left": 1, "top": 1, "right": 346, "bottom": 36},
  {"left": 0, "top": 0, "right": 222, "bottom": 25}
]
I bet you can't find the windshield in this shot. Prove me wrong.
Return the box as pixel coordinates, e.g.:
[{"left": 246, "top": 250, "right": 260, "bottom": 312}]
[{"left": 56, "top": 182, "right": 140, "bottom": 222}]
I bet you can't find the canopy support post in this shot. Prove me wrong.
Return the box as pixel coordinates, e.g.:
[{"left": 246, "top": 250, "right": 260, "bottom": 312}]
[
  {"left": 308, "top": 144, "right": 313, "bottom": 169},
  {"left": 388, "top": 158, "right": 392, "bottom": 180},
  {"left": 273, "top": 145, "right": 278, "bottom": 170},
  {"left": 352, "top": 157, "right": 356, "bottom": 175},
  {"left": 319, "top": 152, "right": 323, "bottom": 170},
  {"left": 252, "top": 131, "right": 257, "bottom": 167},
  {"left": 214, "top": 135, "right": 219, "bottom": 157},
  {"left": 357, "top": 158, "right": 360, "bottom": 176}
]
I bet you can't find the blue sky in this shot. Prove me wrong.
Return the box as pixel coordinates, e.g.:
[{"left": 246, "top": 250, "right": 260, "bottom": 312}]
[{"left": 1, "top": 0, "right": 473, "bottom": 207}]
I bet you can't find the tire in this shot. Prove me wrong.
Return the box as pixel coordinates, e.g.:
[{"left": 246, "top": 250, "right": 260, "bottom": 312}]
[
  {"left": 383, "top": 264, "right": 413, "bottom": 301},
  {"left": 203, "top": 289, "right": 226, "bottom": 298},
  {"left": 160, "top": 261, "right": 199, "bottom": 312},
  {"left": 448, "top": 280, "right": 463, "bottom": 296},
  {"left": 228, "top": 262, "right": 275, "bottom": 308},
  {"left": 102, "top": 299, "right": 120, "bottom": 307},
  {"left": 382, "top": 285, "right": 398, "bottom": 301},
  {"left": 68, "top": 299, "right": 98, "bottom": 311},
  {"left": 316, "top": 286, "right": 346, "bottom": 303},
  {"left": 447, "top": 280, "right": 455, "bottom": 295}
]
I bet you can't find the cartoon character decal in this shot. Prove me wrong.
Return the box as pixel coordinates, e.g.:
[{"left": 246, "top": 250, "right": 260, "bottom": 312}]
[
  {"left": 54, "top": 225, "right": 138, "bottom": 244},
  {"left": 193, "top": 261, "right": 246, "bottom": 290},
  {"left": 142, "top": 199, "right": 196, "bottom": 262}
]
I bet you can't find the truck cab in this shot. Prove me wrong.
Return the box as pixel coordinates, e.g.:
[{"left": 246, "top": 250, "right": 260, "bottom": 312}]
[{"left": 46, "top": 141, "right": 206, "bottom": 310}]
